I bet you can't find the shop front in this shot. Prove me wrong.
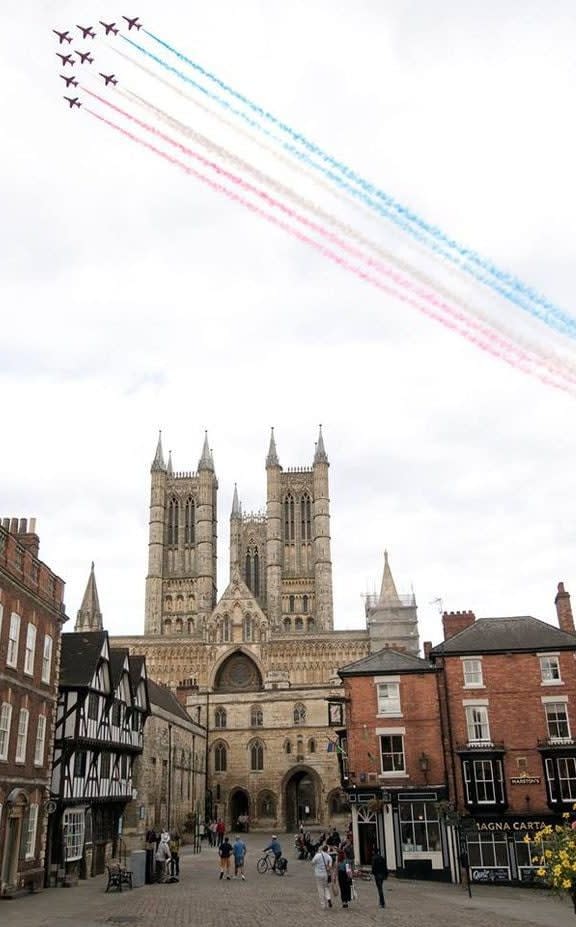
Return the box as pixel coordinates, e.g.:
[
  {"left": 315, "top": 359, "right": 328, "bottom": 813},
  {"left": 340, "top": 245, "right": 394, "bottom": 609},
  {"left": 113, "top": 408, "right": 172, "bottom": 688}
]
[{"left": 462, "top": 814, "right": 562, "bottom": 885}]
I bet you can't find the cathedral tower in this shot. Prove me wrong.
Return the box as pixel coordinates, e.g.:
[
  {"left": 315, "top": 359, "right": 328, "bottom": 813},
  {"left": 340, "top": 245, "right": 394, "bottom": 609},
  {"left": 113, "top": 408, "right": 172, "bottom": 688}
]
[
  {"left": 75, "top": 562, "right": 103, "bottom": 632},
  {"left": 365, "top": 551, "right": 420, "bottom": 655}
]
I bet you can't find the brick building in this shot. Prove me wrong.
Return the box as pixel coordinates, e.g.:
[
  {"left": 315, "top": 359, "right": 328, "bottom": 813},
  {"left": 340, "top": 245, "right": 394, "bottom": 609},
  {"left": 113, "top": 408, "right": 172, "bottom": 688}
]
[
  {"left": 337, "top": 649, "right": 451, "bottom": 880},
  {"left": 0, "top": 518, "right": 66, "bottom": 896},
  {"left": 429, "top": 585, "right": 576, "bottom": 885}
]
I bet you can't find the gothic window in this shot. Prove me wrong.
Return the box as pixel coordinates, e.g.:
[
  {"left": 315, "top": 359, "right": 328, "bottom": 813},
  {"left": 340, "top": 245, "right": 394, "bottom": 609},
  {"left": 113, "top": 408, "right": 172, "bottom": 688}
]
[
  {"left": 215, "top": 707, "right": 227, "bottom": 729},
  {"left": 296, "top": 737, "right": 304, "bottom": 759},
  {"left": 251, "top": 706, "right": 263, "bottom": 727},
  {"left": 245, "top": 547, "right": 260, "bottom": 597},
  {"left": 184, "top": 497, "right": 195, "bottom": 544},
  {"left": 222, "top": 616, "right": 231, "bottom": 643},
  {"left": 289, "top": 595, "right": 295, "bottom": 613},
  {"left": 294, "top": 703, "right": 306, "bottom": 725},
  {"left": 284, "top": 739, "right": 292, "bottom": 754},
  {"left": 244, "top": 616, "right": 252, "bottom": 642},
  {"left": 168, "top": 498, "right": 179, "bottom": 546},
  {"left": 258, "top": 790, "right": 276, "bottom": 817},
  {"left": 175, "top": 618, "right": 183, "bottom": 633},
  {"left": 295, "top": 617, "right": 304, "bottom": 632},
  {"left": 187, "top": 618, "right": 194, "bottom": 634},
  {"left": 301, "top": 492, "right": 312, "bottom": 541},
  {"left": 307, "top": 617, "right": 315, "bottom": 631},
  {"left": 283, "top": 618, "right": 291, "bottom": 632},
  {"left": 283, "top": 493, "right": 295, "bottom": 542},
  {"left": 214, "top": 742, "right": 227, "bottom": 772},
  {"left": 250, "top": 739, "right": 264, "bottom": 771},
  {"left": 163, "top": 618, "right": 172, "bottom": 634},
  {"left": 308, "top": 738, "right": 316, "bottom": 753},
  {"left": 303, "top": 595, "right": 308, "bottom": 614}
]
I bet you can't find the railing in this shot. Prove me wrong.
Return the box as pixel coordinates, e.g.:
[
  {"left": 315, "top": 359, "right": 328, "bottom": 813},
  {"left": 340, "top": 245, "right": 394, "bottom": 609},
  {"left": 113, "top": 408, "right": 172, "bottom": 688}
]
[
  {"left": 455, "top": 741, "right": 506, "bottom": 753},
  {"left": 365, "top": 593, "right": 416, "bottom": 610}
]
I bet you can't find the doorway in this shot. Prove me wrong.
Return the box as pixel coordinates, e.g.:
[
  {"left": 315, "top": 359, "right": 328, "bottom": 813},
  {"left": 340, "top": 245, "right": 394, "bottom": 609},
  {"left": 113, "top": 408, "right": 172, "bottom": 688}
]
[
  {"left": 1, "top": 814, "right": 22, "bottom": 892},
  {"left": 284, "top": 769, "right": 319, "bottom": 831},
  {"left": 229, "top": 789, "right": 250, "bottom": 831}
]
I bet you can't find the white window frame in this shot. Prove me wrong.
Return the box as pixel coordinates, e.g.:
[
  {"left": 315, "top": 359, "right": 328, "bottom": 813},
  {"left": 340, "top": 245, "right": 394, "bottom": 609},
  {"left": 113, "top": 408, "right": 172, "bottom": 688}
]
[
  {"left": 461, "top": 657, "right": 484, "bottom": 688},
  {"left": 63, "top": 808, "right": 86, "bottom": 862},
  {"left": 7, "top": 612, "right": 21, "bottom": 668},
  {"left": 15, "top": 707, "right": 30, "bottom": 763},
  {"left": 42, "top": 634, "right": 53, "bottom": 684},
  {"left": 539, "top": 653, "right": 562, "bottom": 685},
  {"left": 465, "top": 704, "right": 491, "bottom": 744},
  {"left": 543, "top": 698, "right": 571, "bottom": 742},
  {"left": 557, "top": 757, "right": 576, "bottom": 801},
  {"left": 34, "top": 715, "right": 47, "bottom": 766},
  {"left": 24, "top": 623, "right": 37, "bottom": 676},
  {"left": 0, "top": 602, "right": 4, "bottom": 638},
  {"left": 0, "top": 703, "right": 13, "bottom": 761},
  {"left": 376, "top": 680, "right": 402, "bottom": 716},
  {"left": 379, "top": 732, "right": 406, "bottom": 775},
  {"left": 24, "top": 804, "right": 39, "bottom": 859}
]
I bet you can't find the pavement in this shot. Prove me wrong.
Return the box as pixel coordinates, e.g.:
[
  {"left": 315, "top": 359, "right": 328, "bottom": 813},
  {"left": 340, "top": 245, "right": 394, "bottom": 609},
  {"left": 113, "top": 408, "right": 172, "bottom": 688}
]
[{"left": 1, "top": 833, "right": 574, "bottom": 927}]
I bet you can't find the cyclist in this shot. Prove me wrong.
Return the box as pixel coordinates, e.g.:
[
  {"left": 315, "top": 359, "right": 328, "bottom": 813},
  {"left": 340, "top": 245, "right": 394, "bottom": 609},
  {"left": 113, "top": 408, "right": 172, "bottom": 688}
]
[{"left": 263, "top": 834, "right": 282, "bottom": 870}]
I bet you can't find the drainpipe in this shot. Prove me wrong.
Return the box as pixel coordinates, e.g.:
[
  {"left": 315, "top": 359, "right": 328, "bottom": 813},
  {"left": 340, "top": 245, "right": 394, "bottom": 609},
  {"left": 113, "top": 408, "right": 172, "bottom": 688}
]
[{"left": 167, "top": 723, "right": 172, "bottom": 830}]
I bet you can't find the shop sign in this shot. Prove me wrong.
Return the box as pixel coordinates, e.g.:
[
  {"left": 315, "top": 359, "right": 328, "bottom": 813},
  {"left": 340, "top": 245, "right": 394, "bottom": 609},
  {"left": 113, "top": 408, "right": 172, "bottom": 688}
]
[
  {"left": 471, "top": 867, "right": 509, "bottom": 883},
  {"left": 475, "top": 820, "right": 547, "bottom": 832},
  {"left": 510, "top": 776, "right": 540, "bottom": 785}
]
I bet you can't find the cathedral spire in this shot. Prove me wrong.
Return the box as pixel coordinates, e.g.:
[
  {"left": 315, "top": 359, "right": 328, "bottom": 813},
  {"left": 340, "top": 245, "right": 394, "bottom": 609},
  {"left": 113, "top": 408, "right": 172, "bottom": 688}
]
[
  {"left": 75, "top": 562, "right": 103, "bottom": 632},
  {"left": 151, "top": 430, "right": 166, "bottom": 472},
  {"left": 231, "top": 483, "right": 241, "bottom": 518},
  {"left": 379, "top": 550, "right": 401, "bottom": 606},
  {"left": 167, "top": 450, "right": 174, "bottom": 476},
  {"left": 198, "top": 431, "right": 214, "bottom": 472},
  {"left": 266, "top": 427, "right": 280, "bottom": 467},
  {"left": 313, "top": 424, "right": 328, "bottom": 464}
]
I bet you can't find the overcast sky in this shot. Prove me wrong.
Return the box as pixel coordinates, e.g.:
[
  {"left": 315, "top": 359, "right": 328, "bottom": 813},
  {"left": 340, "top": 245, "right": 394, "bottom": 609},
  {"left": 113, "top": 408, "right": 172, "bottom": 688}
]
[{"left": 2, "top": 1, "right": 576, "bottom": 647}]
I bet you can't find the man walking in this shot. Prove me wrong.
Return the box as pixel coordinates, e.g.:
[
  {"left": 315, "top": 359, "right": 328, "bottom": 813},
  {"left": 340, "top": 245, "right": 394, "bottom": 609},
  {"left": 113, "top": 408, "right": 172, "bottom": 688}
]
[
  {"left": 371, "top": 850, "right": 388, "bottom": 908},
  {"left": 312, "top": 843, "right": 333, "bottom": 910},
  {"left": 219, "top": 835, "right": 233, "bottom": 880},
  {"left": 233, "top": 834, "right": 247, "bottom": 879}
]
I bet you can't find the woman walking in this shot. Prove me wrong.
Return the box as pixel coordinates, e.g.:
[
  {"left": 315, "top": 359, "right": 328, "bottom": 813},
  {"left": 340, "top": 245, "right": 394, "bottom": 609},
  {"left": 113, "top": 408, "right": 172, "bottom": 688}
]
[
  {"left": 312, "top": 844, "right": 333, "bottom": 910},
  {"left": 336, "top": 851, "right": 352, "bottom": 908}
]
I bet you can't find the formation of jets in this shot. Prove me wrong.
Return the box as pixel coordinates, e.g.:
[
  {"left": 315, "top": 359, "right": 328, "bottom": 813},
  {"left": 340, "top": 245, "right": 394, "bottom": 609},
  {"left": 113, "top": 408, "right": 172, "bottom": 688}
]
[{"left": 54, "top": 16, "right": 140, "bottom": 108}]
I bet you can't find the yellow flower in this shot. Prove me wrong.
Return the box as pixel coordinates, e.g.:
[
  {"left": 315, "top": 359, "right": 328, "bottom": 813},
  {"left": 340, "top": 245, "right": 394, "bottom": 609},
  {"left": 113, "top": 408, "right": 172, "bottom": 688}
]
[
  {"left": 545, "top": 850, "right": 553, "bottom": 859},
  {"left": 563, "top": 813, "right": 571, "bottom": 819},
  {"left": 537, "top": 868, "right": 546, "bottom": 877},
  {"left": 563, "top": 879, "right": 572, "bottom": 889}
]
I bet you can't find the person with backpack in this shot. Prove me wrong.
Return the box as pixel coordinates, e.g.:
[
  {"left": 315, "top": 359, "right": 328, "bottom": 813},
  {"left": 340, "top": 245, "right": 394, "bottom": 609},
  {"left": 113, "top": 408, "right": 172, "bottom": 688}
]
[{"left": 371, "top": 850, "right": 389, "bottom": 907}]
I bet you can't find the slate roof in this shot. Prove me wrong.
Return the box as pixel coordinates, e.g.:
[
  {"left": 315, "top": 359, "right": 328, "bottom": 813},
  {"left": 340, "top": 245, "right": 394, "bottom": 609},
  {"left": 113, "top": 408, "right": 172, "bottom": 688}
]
[
  {"left": 338, "top": 648, "right": 435, "bottom": 676},
  {"left": 109, "top": 648, "right": 130, "bottom": 688},
  {"left": 128, "top": 654, "right": 146, "bottom": 689},
  {"left": 430, "top": 615, "right": 576, "bottom": 655},
  {"left": 59, "top": 631, "right": 107, "bottom": 688},
  {"left": 147, "top": 679, "right": 193, "bottom": 724}
]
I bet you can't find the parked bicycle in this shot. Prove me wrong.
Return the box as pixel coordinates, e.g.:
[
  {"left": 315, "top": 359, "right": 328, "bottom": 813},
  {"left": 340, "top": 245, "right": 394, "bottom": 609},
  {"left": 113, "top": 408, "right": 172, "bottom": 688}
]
[{"left": 257, "top": 851, "right": 288, "bottom": 875}]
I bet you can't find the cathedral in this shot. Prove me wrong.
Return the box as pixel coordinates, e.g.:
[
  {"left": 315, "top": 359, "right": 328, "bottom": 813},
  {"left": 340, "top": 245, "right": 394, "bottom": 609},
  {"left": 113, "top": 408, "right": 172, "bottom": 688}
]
[{"left": 112, "top": 428, "right": 420, "bottom": 830}]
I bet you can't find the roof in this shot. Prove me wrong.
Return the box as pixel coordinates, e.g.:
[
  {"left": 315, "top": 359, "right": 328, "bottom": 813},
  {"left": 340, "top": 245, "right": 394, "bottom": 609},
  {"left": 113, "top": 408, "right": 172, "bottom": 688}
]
[
  {"left": 109, "top": 648, "right": 130, "bottom": 688},
  {"left": 430, "top": 615, "right": 576, "bottom": 655},
  {"left": 147, "top": 679, "right": 194, "bottom": 723},
  {"left": 60, "top": 631, "right": 107, "bottom": 687},
  {"left": 338, "top": 647, "right": 435, "bottom": 676},
  {"left": 128, "top": 654, "right": 146, "bottom": 688}
]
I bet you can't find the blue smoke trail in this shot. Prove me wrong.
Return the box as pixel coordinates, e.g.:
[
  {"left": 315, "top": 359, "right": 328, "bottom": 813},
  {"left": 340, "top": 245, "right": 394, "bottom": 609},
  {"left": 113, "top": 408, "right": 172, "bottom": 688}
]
[
  {"left": 141, "top": 29, "right": 576, "bottom": 338},
  {"left": 123, "top": 34, "right": 576, "bottom": 338}
]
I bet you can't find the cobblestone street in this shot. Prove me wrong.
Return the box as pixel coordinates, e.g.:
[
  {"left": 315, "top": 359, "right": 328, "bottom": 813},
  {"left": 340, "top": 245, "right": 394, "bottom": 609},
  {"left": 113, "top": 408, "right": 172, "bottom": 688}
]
[{"left": 1, "top": 834, "right": 574, "bottom": 927}]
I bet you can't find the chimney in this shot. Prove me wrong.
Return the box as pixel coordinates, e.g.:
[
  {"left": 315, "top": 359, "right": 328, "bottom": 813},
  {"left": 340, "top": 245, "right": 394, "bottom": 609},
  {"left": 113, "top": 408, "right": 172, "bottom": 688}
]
[
  {"left": 555, "top": 582, "right": 575, "bottom": 634},
  {"left": 1, "top": 517, "right": 40, "bottom": 557},
  {"left": 423, "top": 641, "right": 433, "bottom": 659},
  {"left": 442, "top": 610, "right": 476, "bottom": 640},
  {"left": 175, "top": 677, "right": 199, "bottom": 708}
]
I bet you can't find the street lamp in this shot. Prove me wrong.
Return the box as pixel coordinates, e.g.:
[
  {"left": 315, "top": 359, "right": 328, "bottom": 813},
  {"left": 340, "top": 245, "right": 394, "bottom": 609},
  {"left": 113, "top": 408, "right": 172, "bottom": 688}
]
[{"left": 418, "top": 752, "right": 430, "bottom": 783}]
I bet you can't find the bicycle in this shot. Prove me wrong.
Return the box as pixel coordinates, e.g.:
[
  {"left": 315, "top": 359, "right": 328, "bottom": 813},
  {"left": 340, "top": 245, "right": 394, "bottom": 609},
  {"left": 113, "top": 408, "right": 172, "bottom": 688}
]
[{"left": 257, "top": 851, "right": 287, "bottom": 875}]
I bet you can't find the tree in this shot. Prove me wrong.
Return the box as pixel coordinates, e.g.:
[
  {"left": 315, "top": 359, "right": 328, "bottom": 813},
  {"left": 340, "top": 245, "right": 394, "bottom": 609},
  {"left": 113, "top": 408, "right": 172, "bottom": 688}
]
[{"left": 527, "top": 810, "right": 576, "bottom": 914}]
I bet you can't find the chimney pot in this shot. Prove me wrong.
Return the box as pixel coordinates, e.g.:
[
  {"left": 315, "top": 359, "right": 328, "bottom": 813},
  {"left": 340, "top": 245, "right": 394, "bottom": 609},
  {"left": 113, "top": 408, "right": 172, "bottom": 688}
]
[{"left": 555, "top": 582, "right": 574, "bottom": 634}]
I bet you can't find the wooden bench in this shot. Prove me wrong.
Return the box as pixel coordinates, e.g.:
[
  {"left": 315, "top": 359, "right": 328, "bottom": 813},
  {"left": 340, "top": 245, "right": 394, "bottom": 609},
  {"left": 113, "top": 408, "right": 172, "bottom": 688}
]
[{"left": 105, "top": 864, "right": 133, "bottom": 892}]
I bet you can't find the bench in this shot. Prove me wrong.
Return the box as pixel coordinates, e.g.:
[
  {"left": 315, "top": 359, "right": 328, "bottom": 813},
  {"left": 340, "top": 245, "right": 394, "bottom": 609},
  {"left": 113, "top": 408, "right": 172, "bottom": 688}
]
[{"left": 105, "top": 864, "right": 133, "bottom": 892}]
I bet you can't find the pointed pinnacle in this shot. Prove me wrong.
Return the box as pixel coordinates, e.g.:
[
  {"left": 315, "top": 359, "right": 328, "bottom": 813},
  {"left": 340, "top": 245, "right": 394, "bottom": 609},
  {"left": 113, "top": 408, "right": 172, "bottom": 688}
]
[
  {"left": 231, "top": 483, "right": 241, "bottom": 517},
  {"left": 313, "top": 424, "right": 328, "bottom": 464},
  {"left": 76, "top": 561, "right": 103, "bottom": 632},
  {"left": 167, "top": 450, "right": 174, "bottom": 476},
  {"left": 266, "top": 427, "right": 280, "bottom": 467},
  {"left": 151, "top": 429, "right": 166, "bottom": 471},
  {"left": 198, "top": 430, "right": 214, "bottom": 472}
]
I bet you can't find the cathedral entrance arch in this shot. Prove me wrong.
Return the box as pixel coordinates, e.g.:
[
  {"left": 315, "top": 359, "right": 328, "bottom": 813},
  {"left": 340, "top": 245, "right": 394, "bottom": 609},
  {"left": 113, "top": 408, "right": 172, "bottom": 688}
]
[
  {"left": 213, "top": 650, "right": 263, "bottom": 692},
  {"left": 283, "top": 767, "right": 321, "bottom": 831},
  {"left": 229, "top": 788, "right": 250, "bottom": 831}
]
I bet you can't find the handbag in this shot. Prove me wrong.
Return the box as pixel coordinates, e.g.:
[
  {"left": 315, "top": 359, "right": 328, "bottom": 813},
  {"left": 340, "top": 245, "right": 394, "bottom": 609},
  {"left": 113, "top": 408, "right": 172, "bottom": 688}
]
[{"left": 323, "top": 852, "right": 332, "bottom": 884}]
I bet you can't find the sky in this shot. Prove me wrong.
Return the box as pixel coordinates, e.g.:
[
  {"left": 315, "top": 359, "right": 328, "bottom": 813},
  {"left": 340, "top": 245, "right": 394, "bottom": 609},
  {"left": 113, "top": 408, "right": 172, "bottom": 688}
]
[{"left": 2, "top": 1, "right": 576, "bottom": 647}]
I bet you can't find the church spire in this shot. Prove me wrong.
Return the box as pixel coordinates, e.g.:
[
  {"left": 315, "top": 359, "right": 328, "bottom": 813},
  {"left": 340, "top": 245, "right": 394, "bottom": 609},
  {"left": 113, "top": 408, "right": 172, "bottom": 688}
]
[
  {"left": 198, "top": 431, "right": 214, "bottom": 472},
  {"left": 313, "top": 424, "right": 328, "bottom": 464},
  {"left": 266, "top": 427, "right": 280, "bottom": 467},
  {"left": 379, "top": 550, "right": 401, "bottom": 605},
  {"left": 75, "top": 562, "right": 103, "bottom": 632},
  {"left": 167, "top": 450, "right": 174, "bottom": 476},
  {"left": 231, "top": 483, "right": 241, "bottom": 518},
  {"left": 151, "top": 430, "right": 166, "bottom": 472}
]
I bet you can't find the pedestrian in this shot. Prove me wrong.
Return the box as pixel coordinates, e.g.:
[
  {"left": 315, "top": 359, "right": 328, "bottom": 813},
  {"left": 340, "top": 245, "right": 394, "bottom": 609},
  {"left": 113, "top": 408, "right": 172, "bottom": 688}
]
[
  {"left": 371, "top": 850, "right": 388, "bottom": 908},
  {"left": 169, "top": 831, "right": 181, "bottom": 878},
  {"left": 263, "top": 834, "right": 282, "bottom": 870},
  {"left": 341, "top": 836, "right": 355, "bottom": 862},
  {"left": 219, "top": 835, "right": 233, "bottom": 879},
  {"left": 216, "top": 818, "right": 226, "bottom": 847},
  {"left": 327, "top": 827, "right": 341, "bottom": 848},
  {"left": 155, "top": 837, "right": 171, "bottom": 883},
  {"left": 232, "top": 834, "right": 247, "bottom": 879},
  {"left": 210, "top": 820, "right": 217, "bottom": 847},
  {"left": 336, "top": 850, "right": 352, "bottom": 908},
  {"left": 312, "top": 843, "right": 333, "bottom": 910}
]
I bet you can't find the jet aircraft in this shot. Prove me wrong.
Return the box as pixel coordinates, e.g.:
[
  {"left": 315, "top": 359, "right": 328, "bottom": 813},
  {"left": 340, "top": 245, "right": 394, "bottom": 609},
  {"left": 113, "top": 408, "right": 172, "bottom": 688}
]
[
  {"left": 99, "top": 73, "right": 118, "bottom": 86},
  {"left": 53, "top": 30, "right": 72, "bottom": 44},
  {"left": 99, "top": 20, "right": 119, "bottom": 36},
  {"left": 64, "top": 96, "right": 81, "bottom": 109},
  {"left": 76, "top": 25, "right": 96, "bottom": 39},
  {"left": 60, "top": 74, "right": 78, "bottom": 88},
  {"left": 75, "top": 50, "right": 94, "bottom": 64},
  {"left": 56, "top": 53, "right": 74, "bottom": 67},
  {"left": 122, "top": 15, "right": 142, "bottom": 31}
]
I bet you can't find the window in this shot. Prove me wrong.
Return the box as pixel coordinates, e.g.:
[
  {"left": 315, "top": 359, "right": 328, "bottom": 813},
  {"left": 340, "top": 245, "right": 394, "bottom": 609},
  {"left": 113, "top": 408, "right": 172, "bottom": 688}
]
[
  {"left": 250, "top": 740, "right": 264, "bottom": 770},
  {"left": 184, "top": 497, "right": 195, "bottom": 544},
  {"left": 546, "top": 756, "right": 576, "bottom": 802},
  {"left": 545, "top": 701, "right": 571, "bottom": 741},
  {"left": 121, "top": 754, "right": 128, "bottom": 778},
  {"left": 245, "top": 547, "right": 260, "bottom": 598},
  {"left": 465, "top": 705, "right": 491, "bottom": 743},
  {"left": 74, "top": 751, "right": 87, "bottom": 777},
  {"left": 41, "top": 634, "right": 53, "bottom": 683},
  {"left": 300, "top": 492, "right": 312, "bottom": 541},
  {"left": 24, "top": 623, "right": 37, "bottom": 675},
  {"left": 462, "top": 758, "right": 505, "bottom": 806},
  {"left": 15, "top": 708, "right": 29, "bottom": 763},
  {"left": 63, "top": 808, "right": 85, "bottom": 861},
  {"left": 87, "top": 692, "right": 99, "bottom": 720},
  {"left": 303, "top": 595, "right": 308, "bottom": 614},
  {"left": 101, "top": 753, "right": 111, "bottom": 778},
  {"left": 400, "top": 801, "right": 440, "bottom": 852},
  {"left": 284, "top": 493, "right": 295, "bottom": 542},
  {"left": 214, "top": 707, "right": 227, "bottom": 729},
  {"left": 295, "top": 617, "right": 304, "bottom": 632},
  {"left": 284, "top": 739, "right": 292, "bottom": 754},
  {"left": 540, "top": 655, "right": 561, "bottom": 684},
  {"left": 308, "top": 738, "right": 316, "bottom": 753},
  {"left": 7, "top": 612, "right": 21, "bottom": 667},
  {"left": 251, "top": 706, "right": 263, "bottom": 727},
  {"left": 294, "top": 703, "right": 306, "bottom": 725},
  {"left": 0, "top": 702, "right": 13, "bottom": 760},
  {"left": 380, "top": 734, "right": 405, "bottom": 773},
  {"left": 214, "top": 742, "right": 227, "bottom": 772},
  {"left": 289, "top": 595, "right": 295, "bottom": 613},
  {"left": 24, "top": 804, "right": 39, "bottom": 859},
  {"left": 111, "top": 700, "right": 121, "bottom": 726},
  {"left": 462, "top": 658, "right": 483, "bottom": 688},
  {"left": 222, "top": 616, "right": 231, "bottom": 643},
  {"left": 34, "top": 716, "right": 46, "bottom": 766},
  {"left": 377, "top": 682, "right": 401, "bottom": 716},
  {"left": 168, "top": 498, "right": 179, "bottom": 546},
  {"left": 467, "top": 830, "right": 509, "bottom": 873}
]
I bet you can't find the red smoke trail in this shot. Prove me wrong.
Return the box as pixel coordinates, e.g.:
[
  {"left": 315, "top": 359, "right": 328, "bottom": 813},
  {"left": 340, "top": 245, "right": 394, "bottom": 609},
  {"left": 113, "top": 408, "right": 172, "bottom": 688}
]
[{"left": 84, "top": 107, "right": 573, "bottom": 396}]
